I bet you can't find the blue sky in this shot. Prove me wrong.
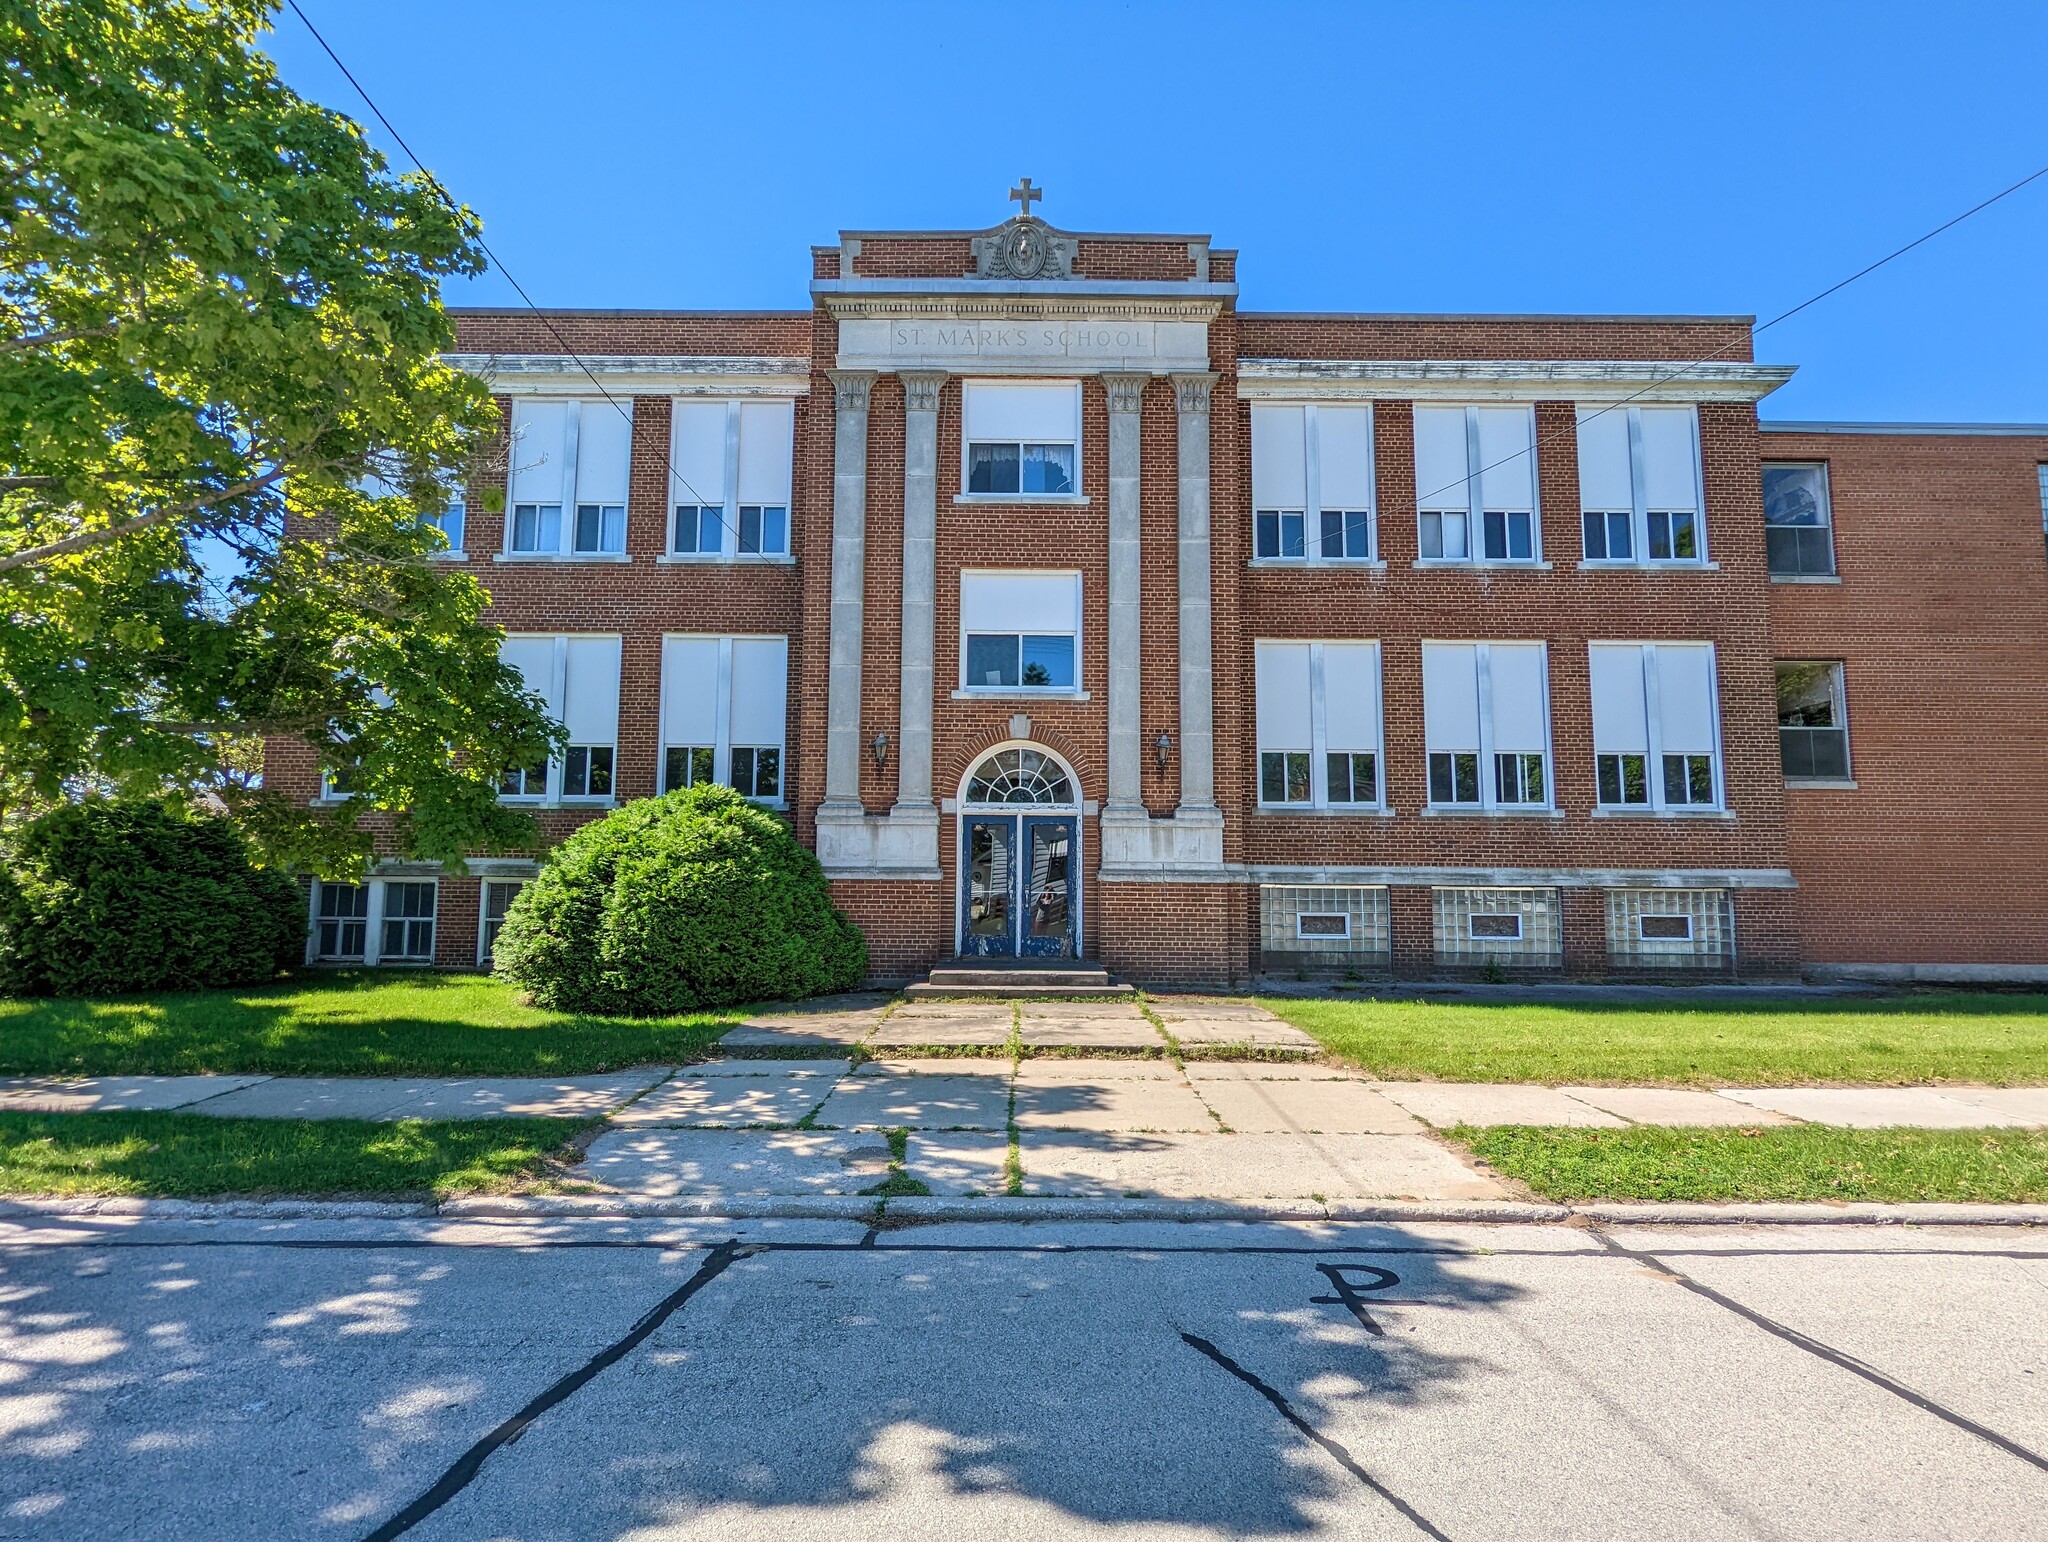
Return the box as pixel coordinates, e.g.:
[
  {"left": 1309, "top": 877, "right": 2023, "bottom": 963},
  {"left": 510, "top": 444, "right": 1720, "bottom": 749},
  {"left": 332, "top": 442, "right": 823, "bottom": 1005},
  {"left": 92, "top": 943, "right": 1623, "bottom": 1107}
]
[{"left": 265, "top": 1, "right": 2048, "bottom": 423}]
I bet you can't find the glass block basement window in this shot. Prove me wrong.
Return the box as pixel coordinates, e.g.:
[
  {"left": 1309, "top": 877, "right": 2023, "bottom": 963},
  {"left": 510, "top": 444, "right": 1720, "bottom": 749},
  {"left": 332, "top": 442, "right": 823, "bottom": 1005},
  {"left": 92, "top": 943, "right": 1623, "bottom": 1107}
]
[
  {"left": 1258, "top": 886, "right": 1391, "bottom": 966},
  {"left": 1605, "top": 889, "right": 1734, "bottom": 968},
  {"left": 1432, "top": 887, "right": 1562, "bottom": 967}
]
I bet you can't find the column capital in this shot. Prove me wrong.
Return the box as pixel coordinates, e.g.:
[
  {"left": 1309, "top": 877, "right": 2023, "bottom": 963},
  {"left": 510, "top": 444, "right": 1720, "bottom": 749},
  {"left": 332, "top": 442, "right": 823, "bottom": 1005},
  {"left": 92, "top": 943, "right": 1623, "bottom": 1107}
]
[
  {"left": 1171, "top": 371, "right": 1219, "bottom": 416},
  {"left": 828, "top": 369, "right": 876, "bottom": 414},
  {"left": 899, "top": 370, "right": 947, "bottom": 415},
  {"left": 1101, "top": 372, "right": 1150, "bottom": 416}
]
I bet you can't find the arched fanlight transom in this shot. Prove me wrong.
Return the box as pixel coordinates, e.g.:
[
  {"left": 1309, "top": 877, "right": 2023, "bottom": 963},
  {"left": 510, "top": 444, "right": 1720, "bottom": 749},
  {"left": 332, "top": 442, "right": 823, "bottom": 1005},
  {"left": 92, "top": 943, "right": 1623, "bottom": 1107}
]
[{"left": 963, "top": 748, "right": 1075, "bottom": 807}]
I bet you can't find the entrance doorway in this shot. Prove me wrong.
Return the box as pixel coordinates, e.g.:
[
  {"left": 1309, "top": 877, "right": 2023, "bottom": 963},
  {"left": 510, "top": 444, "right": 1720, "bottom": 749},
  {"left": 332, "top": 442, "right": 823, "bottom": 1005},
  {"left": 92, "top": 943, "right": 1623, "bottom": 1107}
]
[{"left": 957, "top": 747, "right": 1081, "bottom": 959}]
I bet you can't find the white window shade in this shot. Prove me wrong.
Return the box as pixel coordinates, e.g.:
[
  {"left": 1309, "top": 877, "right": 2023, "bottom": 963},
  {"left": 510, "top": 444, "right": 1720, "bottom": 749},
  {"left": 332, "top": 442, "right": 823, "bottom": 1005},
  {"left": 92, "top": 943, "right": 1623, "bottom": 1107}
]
[
  {"left": 1487, "top": 644, "right": 1549, "bottom": 754},
  {"left": 574, "top": 403, "right": 632, "bottom": 505},
  {"left": 562, "top": 636, "right": 622, "bottom": 744},
  {"left": 500, "top": 636, "right": 562, "bottom": 719},
  {"left": 962, "top": 571, "right": 1080, "bottom": 633},
  {"left": 1321, "top": 642, "right": 1381, "bottom": 752},
  {"left": 1255, "top": 642, "right": 1312, "bottom": 748},
  {"left": 1422, "top": 643, "right": 1482, "bottom": 752},
  {"left": 1319, "top": 407, "right": 1373, "bottom": 509},
  {"left": 1413, "top": 407, "right": 1470, "bottom": 512},
  {"left": 1639, "top": 408, "right": 1699, "bottom": 511},
  {"left": 1653, "top": 643, "right": 1718, "bottom": 754},
  {"left": 669, "top": 401, "right": 726, "bottom": 507},
  {"left": 737, "top": 401, "right": 793, "bottom": 503},
  {"left": 1589, "top": 644, "right": 1650, "bottom": 753},
  {"left": 661, "top": 636, "right": 721, "bottom": 744},
  {"left": 1576, "top": 409, "right": 1633, "bottom": 511},
  {"left": 728, "top": 637, "right": 788, "bottom": 745},
  {"left": 508, "top": 401, "right": 569, "bottom": 505},
  {"left": 1251, "top": 405, "right": 1307, "bottom": 507},
  {"left": 964, "top": 381, "right": 1078, "bottom": 443},
  {"left": 1477, "top": 407, "right": 1535, "bottom": 511}
]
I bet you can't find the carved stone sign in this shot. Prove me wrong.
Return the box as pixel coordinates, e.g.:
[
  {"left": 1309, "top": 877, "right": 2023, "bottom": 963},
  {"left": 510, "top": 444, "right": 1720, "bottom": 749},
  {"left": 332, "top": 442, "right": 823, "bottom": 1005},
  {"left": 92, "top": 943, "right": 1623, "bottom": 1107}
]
[{"left": 835, "top": 314, "right": 1211, "bottom": 373}]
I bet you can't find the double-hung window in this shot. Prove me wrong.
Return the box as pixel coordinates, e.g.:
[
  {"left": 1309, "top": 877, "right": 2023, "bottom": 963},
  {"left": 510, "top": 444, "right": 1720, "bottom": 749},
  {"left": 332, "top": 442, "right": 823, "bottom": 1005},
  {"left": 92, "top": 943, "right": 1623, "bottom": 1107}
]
[
  {"left": 479, "top": 880, "right": 524, "bottom": 967},
  {"left": 1254, "top": 641, "right": 1383, "bottom": 809},
  {"left": 1589, "top": 642, "right": 1723, "bottom": 811},
  {"left": 668, "top": 399, "right": 794, "bottom": 559},
  {"left": 1578, "top": 406, "right": 1705, "bottom": 564},
  {"left": 1413, "top": 405, "right": 1539, "bottom": 563},
  {"left": 962, "top": 382, "right": 1079, "bottom": 497},
  {"left": 497, "top": 634, "right": 623, "bottom": 803},
  {"left": 424, "top": 484, "right": 466, "bottom": 555},
  {"left": 506, "top": 399, "right": 632, "bottom": 557},
  {"left": 314, "top": 882, "right": 369, "bottom": 961},
  {"left": 960, "top": 571, "right": 1080, "bottom": 693},
  {"left": 1421, "top": 642, "right": 1553, "bottom": 810},
  {"left": 1776, "top": 661, "right": 1851, "bottom": 781},
  {"left": 1761, "top": 462, "right": 1836, "bottom": 577},
  {"left": 659, "top": 634, "right": 789, "bottom": 803},
  {"left": 1251, "top": 404, "right": 1376, "bottom": 562},
  {"left": 380, "top": 881, "right": 437, "bottom": 962}
]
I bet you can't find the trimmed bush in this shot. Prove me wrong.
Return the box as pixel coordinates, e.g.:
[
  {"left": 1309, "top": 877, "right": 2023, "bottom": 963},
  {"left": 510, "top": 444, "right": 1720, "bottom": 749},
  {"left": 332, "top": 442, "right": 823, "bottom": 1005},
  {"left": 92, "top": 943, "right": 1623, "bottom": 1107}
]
[
  {"left": 0, "top": 800, "right": 305, "bottom": 997},
  {"left": 493, "top": 784, "right": 866, "bottom": 1014}
]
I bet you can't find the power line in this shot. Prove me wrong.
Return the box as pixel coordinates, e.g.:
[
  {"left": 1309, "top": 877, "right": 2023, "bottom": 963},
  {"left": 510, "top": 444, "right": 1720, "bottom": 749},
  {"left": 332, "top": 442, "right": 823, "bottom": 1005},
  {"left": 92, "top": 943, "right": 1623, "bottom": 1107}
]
[{"left": 283, "top": 0, "right": 725, "bottom": 531}]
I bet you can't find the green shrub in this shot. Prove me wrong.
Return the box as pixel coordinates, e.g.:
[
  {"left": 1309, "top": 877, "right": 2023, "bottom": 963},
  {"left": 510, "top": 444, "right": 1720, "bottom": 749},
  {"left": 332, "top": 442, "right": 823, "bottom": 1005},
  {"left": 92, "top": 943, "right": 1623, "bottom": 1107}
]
[
  {"left": 493, "top": 784, "right": 866, "bottom": 1014},
  {"left": 0, "top": 800, "right": 305, "bottom": 997}
]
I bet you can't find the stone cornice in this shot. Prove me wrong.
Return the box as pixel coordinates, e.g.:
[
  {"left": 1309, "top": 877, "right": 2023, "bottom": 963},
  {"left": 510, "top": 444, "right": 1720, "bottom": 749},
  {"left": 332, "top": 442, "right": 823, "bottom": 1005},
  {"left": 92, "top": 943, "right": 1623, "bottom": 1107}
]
[
  {"left": 445, "top": 353, "right": 811, "bottom": 397},
  {"left": 815, "top": 282, "right": 1232, "bottom": 320},
  {"left": 1235, "top": 357, "right": 1795, "bottom": 404}
]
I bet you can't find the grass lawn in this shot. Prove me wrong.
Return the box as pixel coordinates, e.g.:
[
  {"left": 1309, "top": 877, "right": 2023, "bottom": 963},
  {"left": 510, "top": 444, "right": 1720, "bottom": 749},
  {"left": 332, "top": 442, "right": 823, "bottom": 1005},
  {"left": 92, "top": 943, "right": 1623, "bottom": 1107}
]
[
  {"left": 0, "top": 972, "right": 745, "bottom": 1078},
  {"left": 0, "top": 1110, "right": 590, "bottom": 1198},
  {"left": 1462, "top": 1123, "right": 2048, "bottom": 1204},
  {"left": 1263, "top": 992, "right": 2048, "bottom": 1087}
]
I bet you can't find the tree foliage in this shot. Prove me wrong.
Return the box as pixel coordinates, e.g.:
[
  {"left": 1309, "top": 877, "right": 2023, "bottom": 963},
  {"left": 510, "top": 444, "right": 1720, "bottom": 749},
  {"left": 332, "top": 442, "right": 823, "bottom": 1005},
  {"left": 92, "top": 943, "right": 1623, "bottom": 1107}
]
[
  {"left": 0, "top": 0, "right": 557, "bottom": 873},
  {"left": 0, "top": 797, "right": 304, "bottom": 995},
  {"left": 493, "top": 787, "right": 869, "bottom": 1015}
]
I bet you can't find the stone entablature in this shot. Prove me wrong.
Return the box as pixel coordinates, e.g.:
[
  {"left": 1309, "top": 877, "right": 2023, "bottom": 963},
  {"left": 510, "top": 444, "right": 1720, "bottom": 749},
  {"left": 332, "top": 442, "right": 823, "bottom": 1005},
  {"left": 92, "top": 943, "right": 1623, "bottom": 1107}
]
[
  {"left": 1236, "top": 357, "right": 1794, "bottom": 403},
  {"left": 442, "top": 353, "right": 811, "bottom": 397}
]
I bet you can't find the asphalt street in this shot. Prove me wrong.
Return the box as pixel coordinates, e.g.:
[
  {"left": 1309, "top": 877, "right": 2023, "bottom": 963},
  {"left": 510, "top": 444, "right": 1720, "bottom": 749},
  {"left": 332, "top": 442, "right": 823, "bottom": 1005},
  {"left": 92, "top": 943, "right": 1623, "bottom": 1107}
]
[{"left": 5, "top": 1214, "right": 2048, "bottom": 1539}]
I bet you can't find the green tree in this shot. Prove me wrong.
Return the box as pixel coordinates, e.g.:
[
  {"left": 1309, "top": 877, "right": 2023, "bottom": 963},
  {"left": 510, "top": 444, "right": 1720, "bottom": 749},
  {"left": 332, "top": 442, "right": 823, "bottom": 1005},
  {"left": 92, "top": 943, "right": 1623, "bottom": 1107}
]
[{"left": 0, "top": 0, "right": 556, "bottom": 874}]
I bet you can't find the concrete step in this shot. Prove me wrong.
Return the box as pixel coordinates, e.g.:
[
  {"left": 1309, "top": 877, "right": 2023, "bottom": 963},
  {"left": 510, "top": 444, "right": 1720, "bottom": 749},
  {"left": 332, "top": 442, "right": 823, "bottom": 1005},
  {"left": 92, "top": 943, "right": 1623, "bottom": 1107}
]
[
  {"left": 903, "top": 981, "right": 1137, "bottom": 1001},
  {"left": 927, "top": 966, "right": 1114, "bottom": 988},
  {"left": 906, "top": 962, "right": 1135, "bottom": 1000}
]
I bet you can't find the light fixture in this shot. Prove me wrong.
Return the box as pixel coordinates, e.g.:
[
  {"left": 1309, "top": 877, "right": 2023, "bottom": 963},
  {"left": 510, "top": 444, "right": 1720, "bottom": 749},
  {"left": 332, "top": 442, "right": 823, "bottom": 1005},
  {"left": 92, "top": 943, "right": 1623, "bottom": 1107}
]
[
  {"left": 1155, "top": 733, "right": 1173, "bottom": 773},
  {"left": 870, "top": 731, "right": 891, "bottom": 769}
]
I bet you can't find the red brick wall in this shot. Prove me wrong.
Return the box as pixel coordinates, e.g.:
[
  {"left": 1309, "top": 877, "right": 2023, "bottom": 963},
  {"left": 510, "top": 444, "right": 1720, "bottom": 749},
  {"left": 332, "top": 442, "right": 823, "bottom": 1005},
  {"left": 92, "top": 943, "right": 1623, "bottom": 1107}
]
[{"left": 1766, "top": 428, "right": 2048, "bottom": 969}]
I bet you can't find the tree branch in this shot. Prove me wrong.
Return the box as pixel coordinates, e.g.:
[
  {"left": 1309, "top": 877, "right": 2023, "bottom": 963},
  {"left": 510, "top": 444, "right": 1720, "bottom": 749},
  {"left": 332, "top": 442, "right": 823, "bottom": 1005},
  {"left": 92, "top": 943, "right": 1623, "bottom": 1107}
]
[
  {"left": 0, "top": 323, "right": 120, "bottom": 353},
  {"left": 0, "top": 467, "right": 288, "bottom": 573}
]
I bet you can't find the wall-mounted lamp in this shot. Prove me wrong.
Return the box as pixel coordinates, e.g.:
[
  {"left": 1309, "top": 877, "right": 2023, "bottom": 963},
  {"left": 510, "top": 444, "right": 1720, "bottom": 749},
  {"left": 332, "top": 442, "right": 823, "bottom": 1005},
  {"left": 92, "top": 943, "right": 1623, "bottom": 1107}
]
[
  {"left": 1154, "top": 733, "right": 1173, "bottom": 773},
  {"left": 870, "top": 731, "right": 891, "bottom": 770}
]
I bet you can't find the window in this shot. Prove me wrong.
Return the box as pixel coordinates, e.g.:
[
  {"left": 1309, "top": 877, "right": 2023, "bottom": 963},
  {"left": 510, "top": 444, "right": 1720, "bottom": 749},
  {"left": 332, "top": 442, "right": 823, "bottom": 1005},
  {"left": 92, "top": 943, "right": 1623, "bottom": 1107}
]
[
  {"left": 424, "top": 487, "right": 466, "bottom": 554},
  {"left": 506, "top": 399, "right": 633, "bottom": 557},
  {"left": 1414, "top": 405, "right": 1538, "bottom": 563},
  {"left": 1251, "top": 404, "right": 1376, "bottom": 562},
  {"left": 962, "top": 382, "right": 1079, "bottom": 496},
  {"left": 479, "top": 880, "right": 523, "bottom": 967},
  {"left": 660, "top": 634, "right": 789, "bottom": 804},
  {"left": 1777, "top": 661, "right": 1850, "bottom": 781},
  {"left": 380, "top": 881, "right": 437, "bottom": 962},
  {"left": 1259, "top": 886, "right": 1392, "bottom": 966},
  {"left": 960, "top": 572, "right": 1081, "bottom": 694},
  {"left": 497, "top": 634, "right": 623, "bottom": 803},
  {"left": 1761, "top": 463, "right": 1835, "bottom": 577},
  {"left": 1589, "top": 642, "right": 1722, "bottom": 812},
  {"left": 2038, "top": 464, "right": 2046, "bottom": 561},
  {"left": 1254, "top": 640, "right": 1383, "bottom": 809},
  {"left": 1606, "top": 889, "right": 1733, "bottom": 968},
  {"left": 669, "top": 399, "right": 793, "bottom": 559},
  {"left": 314, "top": 882, "right": 368, "bottom": 961},
  {"left": 1578, "top": 406, "right": 1704, "bottom": 564},
  {"left": 1433, "top": 886, "right": 1562, "bottom": 966},
  {"left": 1297, "top": 913, "right": 1350, "bottom": 939},
  {"left": 1421, "top": 642, "right": 1551, "bottom": 810}
]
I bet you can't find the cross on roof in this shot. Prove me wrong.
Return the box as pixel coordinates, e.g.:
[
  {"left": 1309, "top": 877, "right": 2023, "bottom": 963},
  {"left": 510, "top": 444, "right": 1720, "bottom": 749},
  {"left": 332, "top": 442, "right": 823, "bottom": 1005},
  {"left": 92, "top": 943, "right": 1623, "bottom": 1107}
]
[{"left": 1009, "top": 177, "right": 1042, "bottom": 218}]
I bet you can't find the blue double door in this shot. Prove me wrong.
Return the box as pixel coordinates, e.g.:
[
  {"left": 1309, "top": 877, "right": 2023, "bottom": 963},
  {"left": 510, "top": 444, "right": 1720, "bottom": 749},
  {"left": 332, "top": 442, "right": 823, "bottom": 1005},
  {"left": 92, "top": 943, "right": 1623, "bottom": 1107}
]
[{"left": 960, "top": 815, "right": 1078, "bottom": 958}]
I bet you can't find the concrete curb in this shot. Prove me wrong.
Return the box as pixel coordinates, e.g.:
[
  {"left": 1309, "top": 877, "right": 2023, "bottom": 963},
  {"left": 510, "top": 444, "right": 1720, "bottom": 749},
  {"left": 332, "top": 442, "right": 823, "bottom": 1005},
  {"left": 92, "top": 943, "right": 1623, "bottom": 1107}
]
[{"left": 5, "top": 1193, "right": 2048, "bottom": 1227}]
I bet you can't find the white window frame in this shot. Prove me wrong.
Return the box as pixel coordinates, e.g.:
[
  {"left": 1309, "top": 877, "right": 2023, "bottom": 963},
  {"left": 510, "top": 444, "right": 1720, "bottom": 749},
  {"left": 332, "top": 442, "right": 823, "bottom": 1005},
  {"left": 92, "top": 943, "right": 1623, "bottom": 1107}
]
[
  {"left": 502, "top": 399, "right": 633, "bottom": 562},
  {"left": 1468, "top": 912, "right": 1524, "bottom": 942},
  {"left": 497, "top": 634, "right": 622, "bottom": 808},
  {"left": 378, "top": 879, "right": 439, "bottom": 965},
  {"left": 1761, "top": 461, "right": 1838, "bottom": 579},
  {"left": 1589, "top": 641, "right": 1725, "bottom": 815},
  {"left": 1421, "top": 641, "right": 1554, "bottom": 813},
  {"left": 1254, "top": 640, "right": 1386, "bottom": 812},
  {"left": 658, "top": 634, "right": 789, "bottom": 809},
  {"left": 958, "top": 570, "right": 1084, "bottom": 698},
  {"left": 424, "top": 484, "right": 467, "bottom": 560},
  {"left": 663, "top": 399, "right": 794, "bottom": 564},
  {"left": 1577, "top": 406, "right": 1708, "bottom": 569},
  {"left": 1414, "top": 404, "right": 1542, "bottom": 568},
  {"left": 1251, "top": 403, "right": 1379, "bottom": 567},
  {"left": 310, "top": 880, "right": 369, "bottom": 963},
  {"left": 1295, "top": 912, "right": 1352, "bottom": 941},
  {"left": 477, "top": 879, "right": 524, "bottom": 968},
  {"left": 959, "top": 380, "right": 1084, "bottom": 501}
]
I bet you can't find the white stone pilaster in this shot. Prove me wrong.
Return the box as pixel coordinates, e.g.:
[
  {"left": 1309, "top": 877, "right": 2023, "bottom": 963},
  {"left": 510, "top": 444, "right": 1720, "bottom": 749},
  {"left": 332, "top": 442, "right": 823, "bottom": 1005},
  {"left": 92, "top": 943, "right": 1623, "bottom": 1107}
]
[
  {"left": 821, "top": 370, "right": 874, "bottom": 813},
  {"left": 1174, "top": 372, "right": 1222, "bottom": 818},
  {"left": 895, "top": 371, "right": 945, "bottom": 814},
  {"left": 1102, "top": 372, "right": 1148, "bottom": 815}
]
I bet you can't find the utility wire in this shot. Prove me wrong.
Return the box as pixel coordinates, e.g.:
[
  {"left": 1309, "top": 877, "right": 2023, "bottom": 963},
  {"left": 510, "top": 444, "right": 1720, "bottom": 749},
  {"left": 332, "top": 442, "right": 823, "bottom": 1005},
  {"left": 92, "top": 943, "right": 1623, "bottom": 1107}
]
[{"left": 284, "top": 0, "right": 728, "bottom": 536}]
